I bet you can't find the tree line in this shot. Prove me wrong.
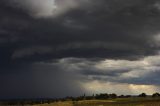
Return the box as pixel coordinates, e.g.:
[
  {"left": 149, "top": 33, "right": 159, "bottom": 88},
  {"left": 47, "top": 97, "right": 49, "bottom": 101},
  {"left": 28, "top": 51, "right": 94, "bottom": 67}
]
[{"left": 1, "top": 92, "right": 160, "bottom": 105}]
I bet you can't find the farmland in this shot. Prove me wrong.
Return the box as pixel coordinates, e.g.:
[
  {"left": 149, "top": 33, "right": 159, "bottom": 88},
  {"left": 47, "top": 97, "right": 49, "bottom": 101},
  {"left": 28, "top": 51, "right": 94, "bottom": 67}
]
[{"left": 32, "top": 97, "right": 160, "bottom": 106}]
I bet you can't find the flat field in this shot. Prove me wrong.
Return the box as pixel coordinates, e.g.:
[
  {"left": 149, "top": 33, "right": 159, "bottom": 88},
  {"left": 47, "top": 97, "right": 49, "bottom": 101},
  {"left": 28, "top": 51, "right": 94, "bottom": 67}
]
[{"left": 32, "top": 97, "right": 160, "bottom": 106}]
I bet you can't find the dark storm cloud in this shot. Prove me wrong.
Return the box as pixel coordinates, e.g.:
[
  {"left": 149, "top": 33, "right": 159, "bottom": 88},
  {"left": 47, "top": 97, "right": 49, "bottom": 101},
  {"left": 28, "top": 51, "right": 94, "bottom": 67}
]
[
  {"left": 1, "top": 0, "right": 160, "bottom": 98},
  {"left": 1, "top": 0, "right": 160, "bottom": 63}
]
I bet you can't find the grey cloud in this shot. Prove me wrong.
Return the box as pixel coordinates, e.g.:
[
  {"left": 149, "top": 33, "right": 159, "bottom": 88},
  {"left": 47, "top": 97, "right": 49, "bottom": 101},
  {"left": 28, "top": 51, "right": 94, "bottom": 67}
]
[
  {"left": 52, "top": 56, "right": 160, "bottom": 85},
  {"left": 1, "top": 0, "right": 160, "bottom": 62},
  {"left": 8, "top": 0, "right": 89, "bottom": 18},
  {"left": 12, "top": 46, "right": 53, "bottom": 59},
  {"left": 1, "top": 0, "right": 160, "bottom": 98}
]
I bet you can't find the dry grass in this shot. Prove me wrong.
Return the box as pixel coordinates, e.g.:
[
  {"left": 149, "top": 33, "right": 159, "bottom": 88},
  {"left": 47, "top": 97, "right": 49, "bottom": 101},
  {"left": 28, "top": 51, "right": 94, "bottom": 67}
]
[
  {"left": 73, "top": 98, "right": 160, "bottom": 106},
  {"left": 33, "top": 101, "right": 73, "bottom": 106},
  {"left": 6, "top": 98, "right": 159, "bottom": 106}
]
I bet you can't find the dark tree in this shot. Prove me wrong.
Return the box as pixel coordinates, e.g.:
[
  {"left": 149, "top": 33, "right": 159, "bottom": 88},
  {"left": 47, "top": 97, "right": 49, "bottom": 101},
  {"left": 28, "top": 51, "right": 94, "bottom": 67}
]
[
  {"left": 109, "top": 93, "right": 117, "bottom": 99},
  {"left": 119, "top": 95, "right": 125, "bottom": 98},
  {"left": 95, "top": 93, "right": 109, "bottom": 99},
  {"left": 138, "top": 93, "right": 147, "bottom": 97},
  {"left": 152, "top": 93, "right": 160, "bottom": 97}
]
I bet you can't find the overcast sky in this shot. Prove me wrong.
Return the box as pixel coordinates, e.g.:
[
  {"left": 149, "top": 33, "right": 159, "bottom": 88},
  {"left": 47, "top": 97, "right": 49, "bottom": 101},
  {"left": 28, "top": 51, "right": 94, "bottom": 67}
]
[{"left": 1, "top": 0, "right": 160, "bottom": 98}]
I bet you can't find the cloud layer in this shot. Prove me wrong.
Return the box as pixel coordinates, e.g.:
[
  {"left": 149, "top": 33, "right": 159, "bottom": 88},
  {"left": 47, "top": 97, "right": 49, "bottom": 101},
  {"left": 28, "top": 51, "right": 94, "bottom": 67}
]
[
  {"left": 1, "top": 0, "right": 160, "bottom": 98},
  {"left": 9, "top": 0, "right": 89, "bottom": 18},
  {"left": 48, "top": 55, "right": 160, "bottom": 95}
]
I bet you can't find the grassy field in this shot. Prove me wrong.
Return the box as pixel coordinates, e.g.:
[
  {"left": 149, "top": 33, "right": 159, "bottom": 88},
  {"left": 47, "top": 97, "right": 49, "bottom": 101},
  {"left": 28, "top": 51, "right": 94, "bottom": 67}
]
[{"left": 32, "top": 97, "right": 160, "bottom": 106}]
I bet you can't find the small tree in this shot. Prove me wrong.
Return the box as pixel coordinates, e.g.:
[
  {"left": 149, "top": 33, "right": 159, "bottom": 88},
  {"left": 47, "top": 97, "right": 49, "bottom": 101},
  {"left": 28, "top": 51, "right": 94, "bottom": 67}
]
[
  {"left": 138, "top": 93, "right": 147, "bottom": 97},
  {"left": 109, "top": 93, "right": 117, "bottom": 99},
  {"left": 119, "top": 95, "right": 125, "bottom": 98},
  {"left": 95, "top": 93, "right": 109, "bottom": 99},
  {"left": 152, "top": 93, "right": 160, "bottom": 97}
]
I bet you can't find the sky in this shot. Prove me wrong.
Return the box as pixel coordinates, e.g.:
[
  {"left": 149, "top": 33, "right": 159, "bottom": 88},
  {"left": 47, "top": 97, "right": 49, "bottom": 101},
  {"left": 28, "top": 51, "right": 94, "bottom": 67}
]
[{"left": 1, "top": 0, "right": 160, "bottom": 99}]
